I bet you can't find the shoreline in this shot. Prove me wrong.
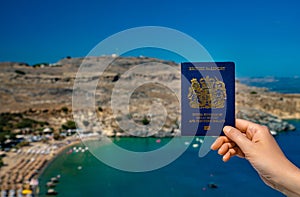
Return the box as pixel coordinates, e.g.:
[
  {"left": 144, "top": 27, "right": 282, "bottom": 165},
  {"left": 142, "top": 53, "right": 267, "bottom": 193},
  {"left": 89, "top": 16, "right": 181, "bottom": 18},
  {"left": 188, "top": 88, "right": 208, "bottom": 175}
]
[
  {"left": 36, "top": 138, "right": 82, "bottom": 178},
  {"left": 1, "top": 124, "right": 299, "bottom": 195},
  {"left": 0, "top": 135, "right": 81, "bottom": 195}
]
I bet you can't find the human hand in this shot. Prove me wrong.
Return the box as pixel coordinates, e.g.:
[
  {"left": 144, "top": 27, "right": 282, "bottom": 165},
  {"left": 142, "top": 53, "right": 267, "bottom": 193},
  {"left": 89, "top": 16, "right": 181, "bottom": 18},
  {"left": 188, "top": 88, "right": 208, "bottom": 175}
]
[{"left": 211, "top": 119, "right": 300, "bottom": 196}]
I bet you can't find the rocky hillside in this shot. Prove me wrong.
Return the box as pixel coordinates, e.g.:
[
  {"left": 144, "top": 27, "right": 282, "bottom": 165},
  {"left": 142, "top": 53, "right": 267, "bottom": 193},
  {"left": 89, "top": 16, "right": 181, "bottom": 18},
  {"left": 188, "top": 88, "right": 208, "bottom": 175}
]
[
  {"left": 236, "top": 82, "right": 300, "bottom": 119},
  {"left": 0, "top": 57, "right": 298, "bottom": 136}
]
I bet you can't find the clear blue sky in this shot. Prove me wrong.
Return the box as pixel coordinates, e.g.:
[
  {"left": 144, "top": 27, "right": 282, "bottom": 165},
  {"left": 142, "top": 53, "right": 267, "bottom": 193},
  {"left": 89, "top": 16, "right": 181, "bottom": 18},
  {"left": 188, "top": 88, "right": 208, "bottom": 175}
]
[{"left": 1, "top": 0, "right": 300, "bottom": 77}]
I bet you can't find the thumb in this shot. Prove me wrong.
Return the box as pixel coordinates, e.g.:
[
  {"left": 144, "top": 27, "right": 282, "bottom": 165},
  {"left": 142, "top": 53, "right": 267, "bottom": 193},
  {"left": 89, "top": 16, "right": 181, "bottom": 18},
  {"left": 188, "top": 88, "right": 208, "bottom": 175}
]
[{"left": 223, "top": 126, "right": 251, "bottom": 153}]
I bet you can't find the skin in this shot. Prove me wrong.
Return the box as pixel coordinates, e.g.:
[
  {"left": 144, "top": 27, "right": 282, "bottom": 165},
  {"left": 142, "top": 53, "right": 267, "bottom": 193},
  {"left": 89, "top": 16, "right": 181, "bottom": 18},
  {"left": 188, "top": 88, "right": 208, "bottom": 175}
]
[{"left": 211, "top": 119, "right": 300, "bottom": 196}]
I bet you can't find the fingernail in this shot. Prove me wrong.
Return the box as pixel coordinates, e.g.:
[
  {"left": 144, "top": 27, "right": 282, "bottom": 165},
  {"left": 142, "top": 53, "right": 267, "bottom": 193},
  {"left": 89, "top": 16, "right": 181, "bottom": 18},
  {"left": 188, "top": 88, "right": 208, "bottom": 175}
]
[{"left": 223, "top": 126, "right": 231, "bottom": 133}]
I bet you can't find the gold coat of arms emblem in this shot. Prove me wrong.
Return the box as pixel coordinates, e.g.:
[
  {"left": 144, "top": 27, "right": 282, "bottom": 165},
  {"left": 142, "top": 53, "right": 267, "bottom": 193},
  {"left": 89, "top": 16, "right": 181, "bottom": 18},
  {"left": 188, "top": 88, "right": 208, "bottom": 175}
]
[{"left": 188, "top": 76, "right": 226, "bottom": 109}]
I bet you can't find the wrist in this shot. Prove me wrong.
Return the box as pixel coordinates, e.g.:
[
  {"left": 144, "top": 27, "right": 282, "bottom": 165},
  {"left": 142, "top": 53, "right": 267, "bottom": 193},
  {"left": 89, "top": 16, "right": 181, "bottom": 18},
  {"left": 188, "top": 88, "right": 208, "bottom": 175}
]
[{"left": 276, "top": 160, "right": 300, "bottom": 196}]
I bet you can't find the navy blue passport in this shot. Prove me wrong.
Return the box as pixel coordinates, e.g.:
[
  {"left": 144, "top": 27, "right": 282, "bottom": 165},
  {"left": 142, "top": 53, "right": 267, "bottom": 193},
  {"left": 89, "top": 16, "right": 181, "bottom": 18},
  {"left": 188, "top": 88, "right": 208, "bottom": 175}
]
[{"left": 181, "top": 62, "right": 235, "bottom": 136}]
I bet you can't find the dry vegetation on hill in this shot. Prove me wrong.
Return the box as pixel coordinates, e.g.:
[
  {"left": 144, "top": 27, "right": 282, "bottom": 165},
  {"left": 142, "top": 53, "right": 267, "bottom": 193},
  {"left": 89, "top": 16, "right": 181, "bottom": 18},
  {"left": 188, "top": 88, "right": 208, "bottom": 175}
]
[{"left": 0, "top": 57, "right": 298, "bottom": 136}]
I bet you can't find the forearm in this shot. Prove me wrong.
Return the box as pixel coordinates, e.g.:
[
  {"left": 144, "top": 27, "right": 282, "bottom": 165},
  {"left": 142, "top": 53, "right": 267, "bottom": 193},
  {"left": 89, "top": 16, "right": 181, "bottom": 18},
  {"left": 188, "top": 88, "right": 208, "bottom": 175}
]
[
  {"left": 213, "top": 120, "right": 300, "bottom": 196},
  {"left": 274, "top": 160, "right": 300, "bottom": 196}
]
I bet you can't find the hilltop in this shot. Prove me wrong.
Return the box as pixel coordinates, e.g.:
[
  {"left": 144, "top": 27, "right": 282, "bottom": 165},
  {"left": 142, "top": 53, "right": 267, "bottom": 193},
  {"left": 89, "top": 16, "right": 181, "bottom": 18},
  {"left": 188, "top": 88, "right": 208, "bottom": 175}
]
[{"left": 0, "top": 56, "right": 299, "bottom": 136}]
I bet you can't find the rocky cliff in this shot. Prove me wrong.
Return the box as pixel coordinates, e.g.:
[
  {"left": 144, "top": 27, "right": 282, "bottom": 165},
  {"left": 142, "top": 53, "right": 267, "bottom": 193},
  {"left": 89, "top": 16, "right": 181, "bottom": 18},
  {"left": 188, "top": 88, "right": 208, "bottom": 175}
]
[{"left": 0, "top": 57, "right": 298, "bottom": 136}]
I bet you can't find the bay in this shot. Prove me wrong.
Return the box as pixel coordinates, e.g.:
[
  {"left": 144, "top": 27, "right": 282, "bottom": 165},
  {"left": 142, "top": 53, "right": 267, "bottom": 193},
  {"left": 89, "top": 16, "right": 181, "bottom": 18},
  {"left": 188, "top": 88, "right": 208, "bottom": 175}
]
[
  {"left": 38, "top": 120, "right": 300, "bottom": 197},
  {"left": 238, "top": 77, "right": 300, "bottom": 94}
]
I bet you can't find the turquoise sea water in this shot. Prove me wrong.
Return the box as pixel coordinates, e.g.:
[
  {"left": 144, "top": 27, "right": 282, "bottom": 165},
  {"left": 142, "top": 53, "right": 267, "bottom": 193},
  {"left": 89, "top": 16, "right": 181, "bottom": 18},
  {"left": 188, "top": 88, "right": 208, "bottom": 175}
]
[
  {"left": 38, "top": 120, "right": 300, "bottom": 197},
  {"left": 239, "top": 77, "right": 300, "bottom": 93}
]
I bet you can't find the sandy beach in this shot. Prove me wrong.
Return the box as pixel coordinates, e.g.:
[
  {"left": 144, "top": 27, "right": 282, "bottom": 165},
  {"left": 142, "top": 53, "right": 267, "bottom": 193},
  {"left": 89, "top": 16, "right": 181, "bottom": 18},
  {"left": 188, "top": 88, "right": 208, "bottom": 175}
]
[{"left": 0, "top": 135, "right": 81, "bottom": 196}]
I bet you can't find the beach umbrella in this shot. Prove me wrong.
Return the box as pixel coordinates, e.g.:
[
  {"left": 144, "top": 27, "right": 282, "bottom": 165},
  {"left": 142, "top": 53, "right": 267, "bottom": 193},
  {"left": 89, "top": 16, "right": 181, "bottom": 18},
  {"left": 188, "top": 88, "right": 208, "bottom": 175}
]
[
  {"left": 22, "top": 189, "right": 32, "bottom": 195},
  {"left": 30, "top": 178, "right": 39, "bottom": 187}
]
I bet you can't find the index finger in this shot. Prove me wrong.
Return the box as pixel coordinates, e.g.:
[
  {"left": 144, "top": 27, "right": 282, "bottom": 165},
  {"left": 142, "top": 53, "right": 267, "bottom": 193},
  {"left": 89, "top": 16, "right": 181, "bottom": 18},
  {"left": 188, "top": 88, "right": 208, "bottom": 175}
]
[
  {"left": 235, "top": 119, "right": 261, "bottom": 133},
  {"left": 210, "top": 136, "right": 235, "bottom": 150}
]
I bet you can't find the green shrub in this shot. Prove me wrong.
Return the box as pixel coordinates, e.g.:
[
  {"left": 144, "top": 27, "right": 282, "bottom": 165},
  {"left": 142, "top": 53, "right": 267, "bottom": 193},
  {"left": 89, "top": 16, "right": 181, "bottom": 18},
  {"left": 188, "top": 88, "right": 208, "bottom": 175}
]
[
  {"left": 61, "top": 106, "right": 69, "bottom": 113},
  {"left": 53, "top": 132, "right": 60, "bottom": 140},
  {"left": 32, "top": 63, "right": 49, "bottom": 67},
  {"left": 0, "top": 158, "right": 4, "bottom": 167},
  {"left": 142, "top": 116, "right": 150, "bottom": 125},
  {"left": 61, "top": 120, "right": 76, "bottom": 130},
  {"left": 15, "top": 118, "right": 48, "bottom": 129},
  {"left": 15, "top": 70, "right": 26, "bottom": 75},
  {"left": 0, "top": 131, "right": 11, "bottom": 144},
  {"left": 39, "top": 121, "right": 49, "bottom": 127},
  {"left": 16, "top": 118, "right": 37, "bottom": 128}
]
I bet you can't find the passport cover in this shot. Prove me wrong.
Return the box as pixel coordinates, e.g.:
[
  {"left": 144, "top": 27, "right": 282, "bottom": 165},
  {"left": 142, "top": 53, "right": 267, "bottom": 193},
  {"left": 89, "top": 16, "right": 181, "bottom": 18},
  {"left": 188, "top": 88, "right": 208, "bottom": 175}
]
[{"left": 181, "top": 62, "right": 235, "bottom": 136}]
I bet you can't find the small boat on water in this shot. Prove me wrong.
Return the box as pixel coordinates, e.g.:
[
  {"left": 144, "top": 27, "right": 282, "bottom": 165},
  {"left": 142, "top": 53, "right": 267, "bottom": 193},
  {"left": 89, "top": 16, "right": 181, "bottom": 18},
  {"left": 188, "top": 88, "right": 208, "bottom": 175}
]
[
  {"left": 47, "top": 188, "right": 58, "bottom": 195},
  {"left": 270, "top": 130, "right": 278, "bottom": 136},
  {"left": 46, "top": 181, "right": 56, "bottom": 187},
  {"left": 208, "top": 182, "right": 218, "bottom": 189},
  {"left": 192, "top": 143, "right": 199, "bottom": 148},
  {"left": 50, "top": 177, "right": 59, "bottom": 183}
]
